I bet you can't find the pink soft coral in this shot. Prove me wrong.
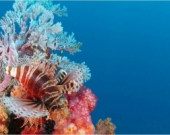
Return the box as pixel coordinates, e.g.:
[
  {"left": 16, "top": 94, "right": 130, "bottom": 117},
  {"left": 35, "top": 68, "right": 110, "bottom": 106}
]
[{"left": 53, "top": 86, "right": 97, "bottom": 134}]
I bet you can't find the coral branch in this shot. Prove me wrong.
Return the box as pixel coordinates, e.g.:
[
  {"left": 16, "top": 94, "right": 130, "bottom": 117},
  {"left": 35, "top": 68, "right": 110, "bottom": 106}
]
[{"left": 95, "top": 118, "right": 116, "bottom": 135}]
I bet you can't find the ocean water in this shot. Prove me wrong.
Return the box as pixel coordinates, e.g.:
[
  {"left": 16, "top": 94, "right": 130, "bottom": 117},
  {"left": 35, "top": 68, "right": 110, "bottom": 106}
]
[{"left": 1, "top": 1, "right": 170, "bottom": 134}]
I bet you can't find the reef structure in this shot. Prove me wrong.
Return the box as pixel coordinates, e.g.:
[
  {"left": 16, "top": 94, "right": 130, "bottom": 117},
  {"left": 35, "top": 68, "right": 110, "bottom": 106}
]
[{"left": 0, "top": 0, "right": 115, "bottom": 134}]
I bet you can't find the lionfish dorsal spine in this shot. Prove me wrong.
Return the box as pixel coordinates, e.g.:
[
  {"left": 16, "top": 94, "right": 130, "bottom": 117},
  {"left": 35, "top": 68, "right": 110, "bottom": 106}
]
[
  {"left": 55, "top": 69, "right": 67, "bottom": 84},
  {"left": 56, "top": 80, "right": 78, "bottom": 94}
]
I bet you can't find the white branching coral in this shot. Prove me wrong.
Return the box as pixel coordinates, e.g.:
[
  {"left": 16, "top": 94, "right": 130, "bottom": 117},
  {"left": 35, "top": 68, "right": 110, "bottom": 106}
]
[
  {"left": 55, "top": 32, "right": 82, "bottom": 54},
  {"left": 0, "top": 0, "right": 90, "bottom": 92},
  {"left": 0, "top": 0, "right": 77, "bottom": 53}
]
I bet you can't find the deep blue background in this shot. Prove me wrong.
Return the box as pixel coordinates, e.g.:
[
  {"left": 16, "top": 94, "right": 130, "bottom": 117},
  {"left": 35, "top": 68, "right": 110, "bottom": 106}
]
[{"left": 1, "top": 1, "right": 170, "bottom": 134}]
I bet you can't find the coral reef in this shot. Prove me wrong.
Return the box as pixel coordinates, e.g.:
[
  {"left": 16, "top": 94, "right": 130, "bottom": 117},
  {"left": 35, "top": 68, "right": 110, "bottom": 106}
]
[{"left": 0, "top": 0, "right": 115, "bottom": 134}]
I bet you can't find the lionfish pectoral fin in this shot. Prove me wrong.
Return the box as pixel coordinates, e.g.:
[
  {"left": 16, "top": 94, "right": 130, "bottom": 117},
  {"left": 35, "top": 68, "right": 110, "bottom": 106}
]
[
  {"left": 2, "top": 95, "right": 49, "bottom": 118},
  {"left": 20, "top": 118, "right": 29, "bottom": 128}
]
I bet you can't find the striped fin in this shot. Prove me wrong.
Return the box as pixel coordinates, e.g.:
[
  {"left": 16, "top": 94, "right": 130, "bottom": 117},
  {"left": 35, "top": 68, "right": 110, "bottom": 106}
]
[
  {"left": 38, "top": 80, "right": 57, "bottom": 93},
  {"left": 61, "top": 68, "right": 83, "bottom": 84},
  {"left": 55, "top": 69, "right": 67, "bottom": 85},
  {"left": 57, "top": 69, "right": 83, "bottom": 94},
  {"left": 56, "top": 80, "right": 79, "bottom": 94},
  {"left": 2, "top": 95, "right": 49, "bottom": 118}
]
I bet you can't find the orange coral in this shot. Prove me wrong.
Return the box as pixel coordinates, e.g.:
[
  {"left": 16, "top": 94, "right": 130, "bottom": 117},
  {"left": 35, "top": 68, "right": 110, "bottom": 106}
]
[
  {"left": 0, "top": 125, "right": 8, "bottom": 134},
  {"left": 0, "top": 102, "right": 9, "bottom": 134},
  {"left": 48, "top": 107, "right": 69, "bottom": 121},
  {"left": 95, "top": 118, "right": 116, "bottom": 135},
  {"left": 63, "top": 123, "right": 77, "bottom": 134},
  {"left": 53, "top": 116, "right": 95, "bottom": 135}
]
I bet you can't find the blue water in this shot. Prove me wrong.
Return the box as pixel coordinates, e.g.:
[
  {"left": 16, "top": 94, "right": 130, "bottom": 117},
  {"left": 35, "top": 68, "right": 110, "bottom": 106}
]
[{"left": 1, "top": 1, "right": 170, "bottom": 134}]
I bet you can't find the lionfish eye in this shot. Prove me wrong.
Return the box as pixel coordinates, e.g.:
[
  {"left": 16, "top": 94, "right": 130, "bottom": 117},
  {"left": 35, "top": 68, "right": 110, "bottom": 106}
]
[{"left": 57, "top": 105, "right": 62, "bottom": 109}]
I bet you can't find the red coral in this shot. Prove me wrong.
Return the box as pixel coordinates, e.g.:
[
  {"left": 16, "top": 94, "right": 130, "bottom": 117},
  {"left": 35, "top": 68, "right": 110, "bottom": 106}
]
[
  {"left": 53, "top": 87, "right": 97, "bottom": 134},
  {"left": 68, "top": 86, "right": 97, "bottom": 115},
  {"left": 79, "top": 86, "right": 98, "bottom": 112}
]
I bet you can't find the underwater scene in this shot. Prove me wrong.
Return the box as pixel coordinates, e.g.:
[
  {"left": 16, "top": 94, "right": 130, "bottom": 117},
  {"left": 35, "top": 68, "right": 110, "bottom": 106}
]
[{"left": 0, "top": 0, "right": 170, "bottom": 134}]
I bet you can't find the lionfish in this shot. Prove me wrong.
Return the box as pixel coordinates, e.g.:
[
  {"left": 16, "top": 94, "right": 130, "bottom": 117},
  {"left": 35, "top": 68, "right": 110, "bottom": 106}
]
[{"left": 2, "top": 56, "right": 84, "bottom": 119}]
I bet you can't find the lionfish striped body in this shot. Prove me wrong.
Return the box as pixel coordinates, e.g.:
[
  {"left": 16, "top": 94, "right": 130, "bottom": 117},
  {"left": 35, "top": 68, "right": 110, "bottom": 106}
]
[{"left": 4, "top": 60, "right": 81, "bottom": 115}]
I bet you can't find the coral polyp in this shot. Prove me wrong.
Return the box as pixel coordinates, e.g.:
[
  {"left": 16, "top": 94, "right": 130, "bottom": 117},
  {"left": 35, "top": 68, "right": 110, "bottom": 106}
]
[{"left": 0, "top": 0, "right": 115, "bottom": 134}]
